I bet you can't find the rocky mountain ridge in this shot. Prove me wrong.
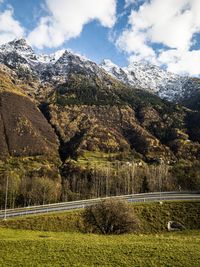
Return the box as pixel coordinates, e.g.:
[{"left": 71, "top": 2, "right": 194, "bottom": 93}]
[
  {"left": 100, "top": 59, "right": 200, "bottom": 102},
  {"left": 0, "top": 39, "right": 106, "bottom": 84},
  {"left": 0, "top": 39, "right": 199, "bottom": 102}
]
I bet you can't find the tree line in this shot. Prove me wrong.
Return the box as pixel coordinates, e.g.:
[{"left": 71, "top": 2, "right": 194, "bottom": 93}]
[{"left": 0, "top": 159, "right": 199, "bottom": 209}]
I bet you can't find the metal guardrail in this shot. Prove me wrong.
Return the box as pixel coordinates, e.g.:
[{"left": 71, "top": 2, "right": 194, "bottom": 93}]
[
  {"left": 0, "top": 191, "right": 198, "bottom": 213},
  {"left": 0, "top": 191, "right": 199, "bottom": 219}
]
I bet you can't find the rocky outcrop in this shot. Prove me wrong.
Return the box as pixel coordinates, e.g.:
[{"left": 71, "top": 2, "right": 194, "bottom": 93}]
[{"left": 167, "top": 221, "right": 185, "bottom": 231}]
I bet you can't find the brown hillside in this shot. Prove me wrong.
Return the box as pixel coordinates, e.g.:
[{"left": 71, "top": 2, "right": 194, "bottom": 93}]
[{"left": 0, "top": 91, "right": 59, "bottom": 157}]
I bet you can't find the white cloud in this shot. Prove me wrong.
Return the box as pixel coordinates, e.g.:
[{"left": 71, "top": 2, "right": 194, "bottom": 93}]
[
  {"left": 28, "top": 0, "right": 117, "bottom": 49},
  {"left": 116, "top": 27, "right": 156, "bottom": 63},
  {"left": 158, "top": 49, "right": 200, "bottom": 76},
  {"left": 0, "top": 9, "right": 25, "bottom": 45},
  {"left": 117, "top": 0, "right": 200, "bottom": 76}
]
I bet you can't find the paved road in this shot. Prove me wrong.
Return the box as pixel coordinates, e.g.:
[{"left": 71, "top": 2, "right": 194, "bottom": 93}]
[{"left": 0, "top": 191, "right": 199, "bottom": 219}]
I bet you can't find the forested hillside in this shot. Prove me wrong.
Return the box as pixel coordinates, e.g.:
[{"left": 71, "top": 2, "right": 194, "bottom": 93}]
[{"left": 0, "top": 39, "right": 199, "bottom": 208}]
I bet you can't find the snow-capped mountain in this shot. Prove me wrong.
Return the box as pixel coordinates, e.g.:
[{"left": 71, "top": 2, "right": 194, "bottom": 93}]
[
  {"left": 100, "top": 59, "right": 200, "bottom": 101},
  {"left": 0, "top": 39, "right": 199, "bottom": 102},
  {"left": 0, "top": 39, "right": 104, "bottom": 83}
]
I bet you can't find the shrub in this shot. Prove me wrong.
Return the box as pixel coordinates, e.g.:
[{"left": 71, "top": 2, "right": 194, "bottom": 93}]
[{"left": 83, "top": 199, "right": 139, "bottom": 234}]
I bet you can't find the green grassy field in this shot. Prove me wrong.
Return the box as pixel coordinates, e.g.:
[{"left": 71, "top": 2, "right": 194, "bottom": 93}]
[
  {"left": 0, "top": 228, "right": 200, "bottom": 267},
  {"left": 0, "top": 201, "right": 200, "bottom": 266}
]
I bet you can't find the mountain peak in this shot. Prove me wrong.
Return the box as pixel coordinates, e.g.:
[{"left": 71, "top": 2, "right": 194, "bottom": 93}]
[
  {"left": 8, "top": 38, "right": 33, "bottom": 51},
  {"left": 0, "top": 38, "right": 34, "bottom": 57},
  {"left": 10, "top": 38, "right": 29, "bottom": 46}
]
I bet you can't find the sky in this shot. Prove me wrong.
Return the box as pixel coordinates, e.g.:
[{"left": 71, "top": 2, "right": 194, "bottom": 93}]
[{"left": 0, "top": 0, "right": 200, "bottom": 76}]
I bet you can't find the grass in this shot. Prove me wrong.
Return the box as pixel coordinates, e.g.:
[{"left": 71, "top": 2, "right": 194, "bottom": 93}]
[
  {"left": 77, "top": 150, "right": 121, "bottom": 168},
  {"left": 0, "top": 210, "right": 82, "bottom": 232},
  {"left": 0, "top": 228, "right": 200, "bottom": 266},
  {"left": 0, "top": 201, "right": 200, "bottom": 266},
  {"left": 77, "top": 150, "right": 115, "bottom": 167},
  {"left": 76, "top": 150, "right": 137, "bottom": 169},
  {"left": 0, "top": 71, "right": 25, "bottom": 97}
]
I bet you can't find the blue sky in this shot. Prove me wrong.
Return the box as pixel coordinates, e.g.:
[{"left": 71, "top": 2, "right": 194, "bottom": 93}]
[
  {"left": 0, "top": 0, "right": 130, "bottom": 66},
  {"left": 0, "top": 0, "right": 200, "bottom": 76}
]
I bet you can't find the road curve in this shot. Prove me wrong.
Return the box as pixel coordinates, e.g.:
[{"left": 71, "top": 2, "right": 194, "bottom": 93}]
[{"left": 0, "top": 191, "right": 199, "bottom": 219}]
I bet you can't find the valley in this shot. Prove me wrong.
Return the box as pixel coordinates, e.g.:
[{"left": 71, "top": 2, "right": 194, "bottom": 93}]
[{"left": 0, "top": 1, "right": 200, "bottom": 266}]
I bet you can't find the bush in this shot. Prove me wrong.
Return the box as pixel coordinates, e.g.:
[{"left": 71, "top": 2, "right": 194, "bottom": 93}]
[{"left": 83, "top": 199, "right": 139, "bottom": 234}]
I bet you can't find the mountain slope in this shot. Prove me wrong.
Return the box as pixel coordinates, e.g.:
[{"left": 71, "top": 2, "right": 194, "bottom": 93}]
[
  {"left": 0, "top": 39, "right": 199, "bottom": 164},
  {"left": 0, "top": 65, "right": 59, "bottom": 157},
  {"left": 41, "top": 73, "right": 200, "bottom": 163},
  {"left": 0, "top": 65, "right": 61, "bottom": 206},
  {"left": 181, "top": 78, "right": 200, "bottom": 111},
  {"left": 48, "top": 73, "right": 200, "bottom": 200},
  {"left": 0, "top": 39, "right": 199, "bottom": 204}
]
